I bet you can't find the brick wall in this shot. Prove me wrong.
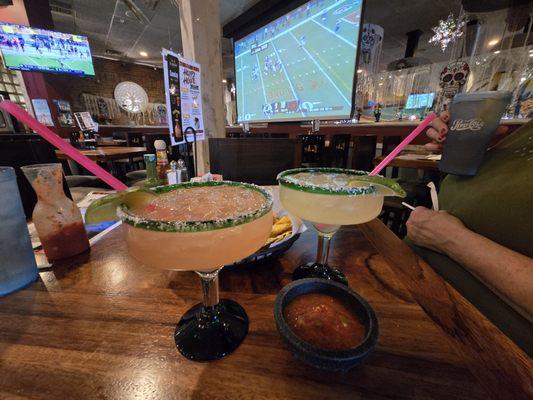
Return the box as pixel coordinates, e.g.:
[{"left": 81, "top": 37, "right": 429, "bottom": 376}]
[{"left": 52, "top": 57, "right": 165, "bottom": 112}]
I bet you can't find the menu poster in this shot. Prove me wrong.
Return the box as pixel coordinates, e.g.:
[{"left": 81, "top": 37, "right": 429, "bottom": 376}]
[
  {"left": 163, "top": 49, "right": 184, "bottom": 145},
  {"left": 31, "top": 99, "right": 54, "bottom": 126},
  {"left": 74, "top": 111, "right": 97, "bottom": 131},
  {"left": 162, "top": 48, "right": 205, "bottom": 145},
  {"left": 178, "top": 57, "right": 204, "bottom": 142},
  {"left": 53, "top": 99, "right": 76, "bottom": 127}
]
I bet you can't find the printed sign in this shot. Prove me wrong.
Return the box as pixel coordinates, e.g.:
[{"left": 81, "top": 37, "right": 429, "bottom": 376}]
[
  {"left": 31, "top": 99, "right": 54, "bottom": 126},
  {"left": 74, "top": 111, "right": 97, "bottom": 131},
  {"left": 53, "top": 99, "right": 75, "bottom": 127},
  {"left": 162, "top": 49, "right": 204, "bottom": 145}
]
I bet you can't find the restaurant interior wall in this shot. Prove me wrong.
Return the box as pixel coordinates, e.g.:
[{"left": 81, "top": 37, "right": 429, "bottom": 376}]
[{"left": 51, "top": 57, "right": 166, "bottom": 128}]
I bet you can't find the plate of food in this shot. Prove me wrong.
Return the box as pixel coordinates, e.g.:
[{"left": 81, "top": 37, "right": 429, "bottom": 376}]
[{"left": 227, "top": 186, "right": 306, "bottom": 267}]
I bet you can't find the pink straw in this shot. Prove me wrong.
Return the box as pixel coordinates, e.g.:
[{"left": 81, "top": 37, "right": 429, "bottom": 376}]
[
  {"left": 370, "top": 113, "right": 437, "bottom": 176},
  {"left": 0, "top": 100, "right": 128, "bottom": 191}
]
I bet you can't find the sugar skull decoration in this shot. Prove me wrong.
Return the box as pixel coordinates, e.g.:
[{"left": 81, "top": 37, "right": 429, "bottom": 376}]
[{"left": 435, "top": 60, "right": 470, "bottom": 113}]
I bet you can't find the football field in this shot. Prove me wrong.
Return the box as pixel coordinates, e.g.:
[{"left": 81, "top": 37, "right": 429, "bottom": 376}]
[
  {"left": 3, "top": 51, "right": 95, "bottom": 76},
  {"left": 236, "top": 0, "right": 362, "bottom": 122}
]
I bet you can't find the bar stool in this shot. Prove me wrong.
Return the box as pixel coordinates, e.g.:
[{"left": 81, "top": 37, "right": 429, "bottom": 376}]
[
  {"left": 299, "top": 134, "right": 326, "bottom": 167},
  {"left": 382, "top": 136, "right": 402, "bottom": 178},
  {"left": 351, "top": 136, "right": 377, "bottom": 172},
  {"left": 328, "top": 134, "right": 351, "bottom": 168}
]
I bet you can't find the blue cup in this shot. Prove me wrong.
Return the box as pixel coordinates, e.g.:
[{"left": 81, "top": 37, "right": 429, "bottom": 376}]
[{"left": 0, "top": 167, "right": 38, "bottom": 296}]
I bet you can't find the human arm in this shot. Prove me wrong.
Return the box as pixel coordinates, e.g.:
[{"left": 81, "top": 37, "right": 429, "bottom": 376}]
[{"left": 406, "top": 207, "right": 533, "bottom": 320}]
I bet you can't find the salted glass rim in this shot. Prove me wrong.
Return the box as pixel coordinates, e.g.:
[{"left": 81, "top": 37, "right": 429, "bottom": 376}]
[
  {"left": 277, "top": 167, "right": 378, "bottom": 196},
  {"left": 117, "top": 181, "right": 273, "bottom": 233}
]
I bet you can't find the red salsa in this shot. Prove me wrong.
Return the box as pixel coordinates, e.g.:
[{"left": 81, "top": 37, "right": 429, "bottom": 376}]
[{"left": 284, "top": 293, "right": 365, "bottom": 351}]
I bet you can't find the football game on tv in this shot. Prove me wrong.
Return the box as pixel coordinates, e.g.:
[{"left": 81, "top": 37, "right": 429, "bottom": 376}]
[
  {"left": 0, "top": 23, "right": 95, "bottom": 77},
  {"left": 234, "top": 0, "right": 363, "bottom": 123}
]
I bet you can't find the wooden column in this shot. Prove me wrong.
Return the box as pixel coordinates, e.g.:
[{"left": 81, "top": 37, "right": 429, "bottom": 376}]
[{"left": 178, "top": 0, "right": 226, "bottom": 175}]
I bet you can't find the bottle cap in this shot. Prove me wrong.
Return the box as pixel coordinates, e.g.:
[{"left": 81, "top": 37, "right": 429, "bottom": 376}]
[
  {"left": 154, "top": 140, "right": 166, "bottom": 150},
  {"left": 144, "top": 153, "right": 156, "bottom": 162}
]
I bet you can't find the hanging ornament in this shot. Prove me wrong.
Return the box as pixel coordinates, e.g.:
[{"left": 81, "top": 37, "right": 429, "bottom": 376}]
[{"left": 428, "top": 14, "right": 467, "bottom": 52}]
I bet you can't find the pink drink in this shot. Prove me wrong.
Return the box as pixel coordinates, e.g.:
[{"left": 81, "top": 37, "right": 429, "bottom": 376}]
[{"left": 119, "top": 183, "right": 273, "bottom": 271}]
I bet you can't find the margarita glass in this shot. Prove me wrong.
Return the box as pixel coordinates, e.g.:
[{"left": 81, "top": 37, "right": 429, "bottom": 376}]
[
  {"left": 117, "top": 181, "right": 273, "bottom": 361},
  {"left": 278, "top": 168, "right": 403, "bottom": 285}
]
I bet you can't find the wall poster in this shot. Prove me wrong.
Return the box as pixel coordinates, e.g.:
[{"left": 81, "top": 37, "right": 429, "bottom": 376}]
[{"left": 162, "top": 48, "right": 204, "bottom": 145}]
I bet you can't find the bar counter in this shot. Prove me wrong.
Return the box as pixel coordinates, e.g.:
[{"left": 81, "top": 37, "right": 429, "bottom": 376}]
[
  {"left": 225, "top": 119, "right": 527, "bottom": 144},
  {"left": 0, "top": 220, "right": 530, "bottom": 399}
]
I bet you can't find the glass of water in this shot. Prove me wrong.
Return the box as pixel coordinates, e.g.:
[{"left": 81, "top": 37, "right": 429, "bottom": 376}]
[{"left": 0, "top": 167, "right": 38, "bottom": 296}]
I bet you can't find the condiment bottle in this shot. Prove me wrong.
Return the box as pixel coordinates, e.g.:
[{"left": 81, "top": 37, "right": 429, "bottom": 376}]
[
  {"left": 167, "top": 160, "right": 179, "bottom": 185},
  {"left": 176, "top": 159, "right": 189, "bottom": 182},
  {"left": 154, "top": 140, "right": 169, "bottom": 181},
  {"left": 142, "top": 154, "right": 162, "bottom": 188},
  {"left": 21, "top": 163, "right": 89, "bottom": 261}
]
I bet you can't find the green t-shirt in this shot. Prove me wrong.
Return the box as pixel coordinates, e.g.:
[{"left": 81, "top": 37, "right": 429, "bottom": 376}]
[
  {"left": 409, "top": 120, "right": 533, "bottom": 355},
  {"left": 439, "top": 120, "right": 533, "bottom": 257}
]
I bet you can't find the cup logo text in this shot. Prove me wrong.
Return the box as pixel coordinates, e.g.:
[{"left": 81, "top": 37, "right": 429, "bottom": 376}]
[{"left": 450, "top": 118, "right": 485, "bottom": 131}]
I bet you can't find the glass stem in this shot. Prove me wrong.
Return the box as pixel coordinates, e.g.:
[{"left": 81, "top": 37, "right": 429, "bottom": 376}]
[
  {"left": 197, "top": 269, "right": 221, "bottom": 309},
  {"left": 316, "top": 232, "right": 334, "bottom": 266}
]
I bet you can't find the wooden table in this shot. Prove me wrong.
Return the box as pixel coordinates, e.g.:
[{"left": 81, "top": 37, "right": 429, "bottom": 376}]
[
  {"left": 0, "top": 221, "right": 530, "bottom": 399},
  {"left": 96, "top": 139, "right": 128, "bottom": 147},
  {"left": 373, "top": 153, "right": 439, "bottom": 171},
  {"left": 56, "top": 146, "right": 147, "bottom": 162}
]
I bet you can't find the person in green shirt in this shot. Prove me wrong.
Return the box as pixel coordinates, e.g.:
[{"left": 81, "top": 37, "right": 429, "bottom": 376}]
[{"left": 405, "top": 111, "right": 533, "bottom": 355}]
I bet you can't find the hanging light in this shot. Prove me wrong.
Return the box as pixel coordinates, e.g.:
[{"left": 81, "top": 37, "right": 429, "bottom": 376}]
[{"left": 428, "top": 14, "right": 467, "bottom": 52}]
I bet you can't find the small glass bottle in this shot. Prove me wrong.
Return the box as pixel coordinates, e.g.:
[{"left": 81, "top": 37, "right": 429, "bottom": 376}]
[
  {"left": 142, "top": 153, "right": 162, "bottom": 188},
  {"left": 177, "top": 159, "right": 189, "bottom": 183},
  {"left": 154, "top": 140, "right": 170, "bottom": 181},
  {"left": 21, "top": 163, "right": 89, "bottom": 261},
  {"left": 0, "top": 167, "right": 38, "bottom": 296},
  {"left": 167, "top": 160, "right": 179, "bottom": 184}
]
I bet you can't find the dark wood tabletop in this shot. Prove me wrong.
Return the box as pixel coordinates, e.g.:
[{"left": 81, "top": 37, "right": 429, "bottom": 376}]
[
  {"left": 0, "top": 220, "right": 530, "bottom": 399},
  {"left": 55, "top": 146, "right": 147, "bottom": 162},
  {"left": 373, "top": 154, "right": 439, "bottom": 171}
]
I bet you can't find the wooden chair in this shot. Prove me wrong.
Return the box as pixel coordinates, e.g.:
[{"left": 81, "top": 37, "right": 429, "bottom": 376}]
[
  {"left": 382, "top": 136, "right": 402, "bottom": 178},
  {"left": 0, "top": 134, "right": 111, "bottom": 216},
  {"left": 209, "top": 138, "right": 302, "bottom": 185},
  {"left": 328, "top": 134, "right": 351, "bottom": 168},
  {"left": 351, "top": 135, "right": 377, "bottom": 171},
  {"left": 246, "top": 132, "right": 269, "bottom": 138},
  {"left": 269, "top": 133, "right": 289, "bottom": 138},
  {"left": 299, "top": 134, "right": 325, "bottom": 167}
]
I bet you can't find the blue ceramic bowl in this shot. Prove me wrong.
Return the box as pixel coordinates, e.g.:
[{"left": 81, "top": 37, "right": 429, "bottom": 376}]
[{"left": 274, "top": 278, "right": 379, "bottom": 372}]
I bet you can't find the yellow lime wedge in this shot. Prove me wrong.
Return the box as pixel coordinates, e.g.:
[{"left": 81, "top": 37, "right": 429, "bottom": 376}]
[
  {"left": 348, "top": 176, "right": 406, "bottom": 197},
  {"left": 84, "top": 187, "right": 157, "bottom": 224}
]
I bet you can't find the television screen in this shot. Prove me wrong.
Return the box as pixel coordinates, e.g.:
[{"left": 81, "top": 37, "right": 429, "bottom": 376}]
[
  {"left": 405, "top": 93, "right": 435, "bottom": 110},
  {"left": 234, "top": 0, "right": 363, "bottom": 123},
  {"left": 0, "top": 23, "right": 95, "bottom": 77}
]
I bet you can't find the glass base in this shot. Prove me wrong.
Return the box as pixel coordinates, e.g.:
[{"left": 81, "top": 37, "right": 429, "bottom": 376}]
[
  {"left": 175, "top": 299, "right": 249, "bottom": 361},
  {"left": 292, "top": 262, "right": 348, "bottom": 286}
]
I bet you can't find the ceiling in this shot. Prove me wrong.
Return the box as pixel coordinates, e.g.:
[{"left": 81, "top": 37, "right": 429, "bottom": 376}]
[
  {"left": 51, "top": 0, "right": 261, "bottom": 68},
  {"left": 50, "top": 0, "right": 517, "bottom": 78}
]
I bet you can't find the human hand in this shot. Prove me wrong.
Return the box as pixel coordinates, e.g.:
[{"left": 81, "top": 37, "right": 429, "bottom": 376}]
[
  {"left": 424, "top": 111, "right": 450, "bottom": 153},
  {"left": 424, "top": 111, "right": 509, "bottom": 153},
  {"left": 406, "top": 207, "right": 466, "bottom": 253}
]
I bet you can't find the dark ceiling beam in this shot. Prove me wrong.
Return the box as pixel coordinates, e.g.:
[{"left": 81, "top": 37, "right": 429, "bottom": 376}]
[{"left": 222, "top": 0, "right": 309, "bottom": 40}]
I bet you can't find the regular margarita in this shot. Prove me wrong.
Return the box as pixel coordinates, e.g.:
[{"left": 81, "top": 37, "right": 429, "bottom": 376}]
[
  {"left": 278, "top": 170, "right": 383, "bottom": 226},
  {"left": 278, "top": 168, "right": 405, "bottom": 284}
]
